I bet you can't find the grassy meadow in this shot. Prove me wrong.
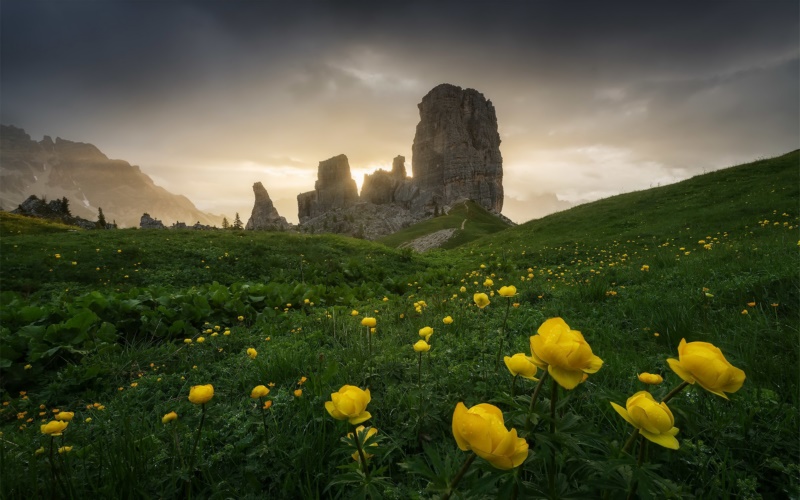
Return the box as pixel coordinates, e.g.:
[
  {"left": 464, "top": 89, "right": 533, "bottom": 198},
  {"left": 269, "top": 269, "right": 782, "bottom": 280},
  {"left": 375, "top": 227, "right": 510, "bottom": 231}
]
[{"left": 0, "top": 151, "right": 798, "bottom": 499}]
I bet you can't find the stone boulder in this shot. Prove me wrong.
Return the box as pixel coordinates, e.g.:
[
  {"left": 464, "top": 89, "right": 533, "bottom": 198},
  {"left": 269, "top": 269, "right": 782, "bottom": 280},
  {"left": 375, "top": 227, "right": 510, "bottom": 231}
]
[
  {"left": 360, "top": 156, "right": 409, "bottom": 205},
  {"left": 297, "top": 154, "right": 359, "bottom": 223},
  {"left": 139, "top": 213, "right": 166, "bottom": 229},
  {"left": 411, "top": 83, "right": 503, "bottom": 214},
  {"left": 245, "top": 182, "right": 292, "bottom": 230}
]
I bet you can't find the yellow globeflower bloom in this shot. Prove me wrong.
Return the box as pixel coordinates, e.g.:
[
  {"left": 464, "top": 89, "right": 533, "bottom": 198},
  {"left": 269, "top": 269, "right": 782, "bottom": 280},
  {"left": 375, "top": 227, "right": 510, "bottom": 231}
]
[
  {"left": 361, "top": 317, "right": 377, "bottom": 328},
  {"left": 611, "top": 391, "right": 679, "bottom": 449},
  {"left": 58, "top": 446, "right": 73, "bottom": 454},
  {"left": 348, "top": 426, "right": 378, "bottom": 461},
  {"left": 293, "top": 389, "right": 303, "bottom": 397},
  {"left": 55, "top": 411, "right": 74, "bottom": 421},
  {"left": 498, "top": 285, "right": 517, "bottom": 298},
  {"left": 413, "top": 340, "right": 431, "bottom": 352},
  {"left": 325, "top": 385, "right": 371, "bottom": 424},
  {"left": 250, "top": 385, "right": 270, "bottom": 398},
  {"left": 483, "top": 278, "right": 494, "bottom": 287},
  {"left": 503, "top": 353, "right": 539, "bottom": 381},
  {"left": 162, "top": 411, "right": 178, "bottom": 424},
  {"left": 473, "top": 293, "right": 490, "bottom": 309},
  {"left": 451, "top": 402, "right": 528, "bottom": 470},
  {"left": 247, "top": 348, "right": 258, "bottom": 359},
  {"left": 351, "top": 310, "right": 359, "bottom": 316},
  {"left": 188, "top": 384, "right": 214, "bottom": 404},
  {"left": 637, "top": 372, "right": 664, "bottom": 385},
  {"left": 666, "top": 339, "right": 745, "bottom": 399},
  {"left": 442, "top": 316, "right": 454, "bottom": 325},
  {"left": 459, "top": 286, "right": 467, "bottom": 293},
  {"left": 529, "top": 317, "right": 603, "bottom": 390},
  {"left": 418, "top": 326, "right": 433, "bottom": 339},
  {"left": 40, "top": 420, "right": 68, "bottom": 436}
]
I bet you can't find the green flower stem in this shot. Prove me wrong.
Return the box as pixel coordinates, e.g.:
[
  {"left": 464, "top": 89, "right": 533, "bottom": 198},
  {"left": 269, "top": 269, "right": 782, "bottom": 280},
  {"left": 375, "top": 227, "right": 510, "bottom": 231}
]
[
  {"left": 188, "top": 403, "right": 206, "bottom": 472},
  {"left": 661, "top": 381, "right": 690, "bottom": 404},
  {"left": 524, "top": 370, "right": 549, "bottom": 433},
  {"left": 511, "top": 374, "right": 518, "bottom": 398},
  {"left": 621, "top": 428, "right": 640, "bottom": 455},
  {"left": 351, "top": 425, "right": 371, "bottom": 478},
  {"left": 626, "top": 435, "right": 647, "bottom": 500},
  {"left": 495, "top": 298, "right": 512, "bottom": 372},
  {"left": 442, "top": 452, "right": 477, "bottom": 500},
  {"left": 549, "top": 379, "right": 558, "bottom": 434},
  {"left": 417, "top": 352, "right": 423, "bottom": 411},
  {"left": 259, "top": 397, "right": 269, "bottom": 446}
]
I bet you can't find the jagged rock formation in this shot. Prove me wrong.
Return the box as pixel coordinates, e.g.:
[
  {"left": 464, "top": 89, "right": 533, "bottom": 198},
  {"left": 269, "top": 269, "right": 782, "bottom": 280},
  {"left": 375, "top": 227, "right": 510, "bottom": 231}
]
[
  {"left": 0, "top": 125, "right": 222, "bottom": 227},
  {"left": 245, "top": 182, "right": 292, "bottom": 230},
  {"left": 12, "top": 194, "right": 103, "bottom": 229},
  {"left": 297, "top": 154, "right": 359, "bottom": 223},
  {"left": 360, "top": 156, "right": 411, "bottom": 205},
  {"left": 411, "top": 83, "right": 503, "bottom": 213},
  {"left": 140, "top": 213, "right": 166, "bottom": 229}
]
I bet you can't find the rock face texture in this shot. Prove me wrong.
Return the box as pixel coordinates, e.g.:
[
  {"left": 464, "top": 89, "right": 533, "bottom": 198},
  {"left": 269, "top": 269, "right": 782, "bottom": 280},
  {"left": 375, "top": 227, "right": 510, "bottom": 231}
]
[
  {"left": 297, "top": 154, "right": 359, "bottom": 223},
  {"left": 139, "top": 213, "right": 166, "bottom": 229},
  {"left": 298, "top": 202, "right": 420, "bottom": 240},
  {"left": 12, "top": 194, "right": 99, "bottom": 229},
  {"left": 360, "top": 155, "right": 409, "bottom": 205},
  {"left": 245, "top": 182, "right": 292, "bottom": 230},
  {"left": 0, "top": 125, "right": 221, "bottom": 227},
  {"left": 411, "top": 83, "right": 503, "bottom": 213}
]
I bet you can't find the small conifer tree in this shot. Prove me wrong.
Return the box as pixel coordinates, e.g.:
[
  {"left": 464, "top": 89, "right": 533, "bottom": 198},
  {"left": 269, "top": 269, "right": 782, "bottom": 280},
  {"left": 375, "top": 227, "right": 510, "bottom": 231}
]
[
  {"left": 96, "top": 207, "right": 107, "bottom": 229},
  {"left": 60, "top": 197, "right": 71, "bottom": 216},
  {"left": 222, "top": 217, "right": 230, "bottom": 229},
  {"left": 233, "top": 213, "right": 243, "bottom": 229}
]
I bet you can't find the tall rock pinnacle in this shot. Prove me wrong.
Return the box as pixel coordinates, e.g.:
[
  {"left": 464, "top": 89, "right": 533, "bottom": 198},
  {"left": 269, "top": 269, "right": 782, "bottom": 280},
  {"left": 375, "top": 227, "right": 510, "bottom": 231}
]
[
  {"left": 411, "top": 83, "right": 504, "bottom": 213},
  {"left": 245, "top": 182, "right": 292, "bottom": 230}
]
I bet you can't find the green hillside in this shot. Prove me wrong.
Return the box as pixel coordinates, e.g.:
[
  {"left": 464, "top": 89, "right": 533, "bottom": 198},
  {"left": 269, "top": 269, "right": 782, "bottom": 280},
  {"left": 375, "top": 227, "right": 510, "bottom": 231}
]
[
  {"left": 1, "top": 151, "right": 797, "bottom": 499},
  {"left": 378, "top": 200, "right": 511, "bottom": 249}
]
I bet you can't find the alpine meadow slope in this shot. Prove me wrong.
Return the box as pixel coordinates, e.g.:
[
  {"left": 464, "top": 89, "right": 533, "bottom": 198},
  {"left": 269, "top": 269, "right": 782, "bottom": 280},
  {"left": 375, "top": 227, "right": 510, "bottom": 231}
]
[{"left": 0, "top": 151, "right": 797, "bottom": 499}]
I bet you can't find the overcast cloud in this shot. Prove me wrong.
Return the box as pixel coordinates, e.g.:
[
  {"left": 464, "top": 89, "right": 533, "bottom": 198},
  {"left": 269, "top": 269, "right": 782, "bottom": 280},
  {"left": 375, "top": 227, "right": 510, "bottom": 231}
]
[{"left": 1, "top": 0, "right": 797, "bottom": 223}]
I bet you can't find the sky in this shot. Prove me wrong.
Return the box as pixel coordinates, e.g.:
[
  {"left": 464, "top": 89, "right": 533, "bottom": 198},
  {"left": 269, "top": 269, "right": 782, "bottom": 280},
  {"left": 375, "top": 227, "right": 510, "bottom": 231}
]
[{"left": 1, "top": 0, "right": 798, "bottom": 224}]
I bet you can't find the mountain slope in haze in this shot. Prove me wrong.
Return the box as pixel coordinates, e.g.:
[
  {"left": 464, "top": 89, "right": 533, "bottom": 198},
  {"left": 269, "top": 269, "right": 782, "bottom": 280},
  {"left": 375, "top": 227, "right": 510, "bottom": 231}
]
[{"left": 0, "top": 125, "right": 221, "bottom": 228}]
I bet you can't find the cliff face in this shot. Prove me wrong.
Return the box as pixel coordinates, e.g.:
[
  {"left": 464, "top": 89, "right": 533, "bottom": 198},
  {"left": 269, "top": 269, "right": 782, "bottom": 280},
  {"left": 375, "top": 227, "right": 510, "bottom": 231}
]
[
  {"left": 0, "top": 125, "right": 221, "bottom": 227},
  {"left": 411, "top": 83, "right": 504, "bottom": 213},
  {"left": 297, "top": 154, "right": 359, "bottom": 223},
  {"left": 245, "top": 182, "right": 292, "bottom": 230},
  {"left": 360, "top": 155, "right": 408, "bottom": 205}
]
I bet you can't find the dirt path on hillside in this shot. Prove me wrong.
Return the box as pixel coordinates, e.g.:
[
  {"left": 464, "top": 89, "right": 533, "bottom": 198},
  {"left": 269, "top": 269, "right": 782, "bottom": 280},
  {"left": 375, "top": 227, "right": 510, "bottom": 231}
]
[{"left": 398, "top": 228, "right": 457, "bottom": 253}]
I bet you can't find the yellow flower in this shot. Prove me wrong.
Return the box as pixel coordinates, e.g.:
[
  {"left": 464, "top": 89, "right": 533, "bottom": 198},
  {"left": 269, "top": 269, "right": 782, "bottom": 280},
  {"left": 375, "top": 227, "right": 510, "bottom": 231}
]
[
  {"left": 442, "top": 316, "right": 454, "bottom": 325},
  {"left": 529, "top": 318, "right": 603, "bottom": 390},
  {"left": 262, "top": 400, "right": 273, "bottom": 410},
  {"left": 184, "top": 338, "right": 192, "bottom": 344},
  {"left": 351, "top": 310, "right": 359, "bottom": 316},
  {"left": 24, "top": 364, "right": 32, "bottom": 370},
  {"left": 54, "top": 254, "right": 61, "bottom": 259},
  {"left": 250, "top": 385, "right": 270, "bottom": 398},
  {"left": 418, "top": 326, "right": 433, "bottom": 340},
  {"left": 483, "top": 278, "right": 494, "bottom": 287},
  {"left": 498, "top": 285, "right": 516, "bottom": 297},
  {"left": 237, "top": 315, "right": 244, "bottom": 321},
  {"left": 348, "top": 426, "right": 378, "bottom": 461},
  {"left": 413, "top": 340, "right": 431, "bottom": 352},
  {"left": 162, "top": 411, "right": 178, "bottom": 424},
  {"left": 58, "top": 446, "right": 73, "bottom": 454},
  {"left": 55, "top": 412, "right": 74, "bottom": 421},
  {"left": 666, "top": 339, "right": 745, "bottom": 399},
  {"left": 84, "top": 418, "right": 92, "bottom": 423},
  {"left": 247, "top": 348, "right": 258, "bottom": 359},
  {"left": 451, "top": 402, "right": 528, "bottom": 470},
  {"left": 503, "top": 353, "right": 539, "bottom": 381},
  {"left": 640, "top": 265, "right": 650, "bottom": 271},
  {"left": 611, "top": 391, "right": 679, "bottom": 449},
  {"left": 361, "top": 317, "right": 377, "bottom": 328},
  {"left": 637, "top": 372, "right": 664, "bottom": 385},
  {"left": 325, "top": 385, "right": 371, "bottom": 424},
  {"left": 459, "top": 286, "right": 466, "bottom": 293},
  {"left": 293, "top": 389, "right": 303, "bottom": 398},
  {"left": 188, "top": 384, "right": 214, "bottom": 404},
  {"left": 299, "top": 376, "right": 308, "bottom": 385},
  {"left": 35, "top": 446, "right": 45, "bottom": 456},
  {"left": 197, "top": 337, "right": 205, "bottom": 343},
  {"left": 473, "top": 293, "right": 490, "bottom": 309},
  {"left": 747, "top": 301, "right": 756, "bottom": 307},
  {"left": 41, "top": 420, "right": 68, "bottom": 436}
]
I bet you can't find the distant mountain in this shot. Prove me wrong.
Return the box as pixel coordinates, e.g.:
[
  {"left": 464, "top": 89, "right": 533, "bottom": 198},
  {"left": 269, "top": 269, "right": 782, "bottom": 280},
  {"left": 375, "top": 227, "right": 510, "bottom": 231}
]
[{"left": 0, "top": 125, "right": 221, "bottom": 228}]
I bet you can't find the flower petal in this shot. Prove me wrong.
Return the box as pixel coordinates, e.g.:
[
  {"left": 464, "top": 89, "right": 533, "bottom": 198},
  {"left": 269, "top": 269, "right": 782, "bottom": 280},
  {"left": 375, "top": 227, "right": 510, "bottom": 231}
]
[
  {"left": 548, "top": 365, "right": 585, "bottom": 390},
  {"left": 611, "top": 402, "right": 635, "bottom": 427},
  {"left": 666, "top": 358, "right": 696, "bottom": 384},
  {"left": 640, "top": 428, "right": 680, "bottom": 450},
  {"left": 348, "top": 410, "right": 371, "bottom": 425}
]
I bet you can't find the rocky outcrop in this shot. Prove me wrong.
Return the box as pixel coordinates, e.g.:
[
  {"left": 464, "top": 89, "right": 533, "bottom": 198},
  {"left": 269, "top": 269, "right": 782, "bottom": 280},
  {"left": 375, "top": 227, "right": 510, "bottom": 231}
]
[
  {"left": 245, "top": 182, "right": 292, "bottom": 230},
  {"left": 12, "top": 194, "right": 100, "bottom": 229},
  {"left": 360, "top": 155, "right": 408, "bottom": 205},
  {"left": 139, "top": 213, "right": 166, "bottom": 229},
  {"left": 298, "top": 202, "right": 420, "bottom": 240},
  {"left": 0, "top": 125, "right": 222, "bottom": 227},
  {"left": 411, "top": 83, "right": 503, "bottom": 213},
  {"left": 297, "top": 154, "right": 359, "bottom": 223}
]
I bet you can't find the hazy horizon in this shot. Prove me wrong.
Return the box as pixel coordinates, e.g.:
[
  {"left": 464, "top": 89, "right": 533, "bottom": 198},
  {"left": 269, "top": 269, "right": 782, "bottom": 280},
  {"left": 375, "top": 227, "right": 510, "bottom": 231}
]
[{"left": 2, "top": 1, "right": 798, "bottom": 224}]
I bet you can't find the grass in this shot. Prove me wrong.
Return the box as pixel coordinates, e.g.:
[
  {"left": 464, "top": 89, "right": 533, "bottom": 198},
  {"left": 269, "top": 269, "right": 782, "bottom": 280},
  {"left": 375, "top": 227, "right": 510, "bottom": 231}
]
[
  {"left": 378, "top": 200, "right": 511, "bottom": 249},
  {"left": 1, "top": 151, "right": 798, "bottom": 498}
]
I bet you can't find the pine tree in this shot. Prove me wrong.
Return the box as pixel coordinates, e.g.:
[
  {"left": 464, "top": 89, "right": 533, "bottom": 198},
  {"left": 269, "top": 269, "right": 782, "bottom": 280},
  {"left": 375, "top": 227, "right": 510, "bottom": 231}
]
[
  {"left": 60, "top": 197, "right": 71, "bottom": 216},
  {"left": 233, "top": 213, "right": 243, "bottom": 229},
  {"left": 96, "top": 207, "right": 107, "bottom": 229},
  {"left": 222, "top": 217, "right": 230, "bottom": 229}
]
